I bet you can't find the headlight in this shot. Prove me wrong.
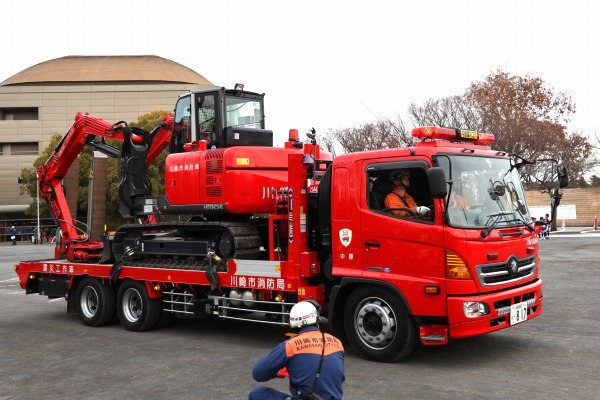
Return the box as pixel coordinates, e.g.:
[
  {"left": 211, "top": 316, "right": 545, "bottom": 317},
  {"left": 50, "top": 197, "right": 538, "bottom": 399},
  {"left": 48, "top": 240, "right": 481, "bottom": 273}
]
[{"left": 463, "top": 301, "right": 490, "bottom": 318}]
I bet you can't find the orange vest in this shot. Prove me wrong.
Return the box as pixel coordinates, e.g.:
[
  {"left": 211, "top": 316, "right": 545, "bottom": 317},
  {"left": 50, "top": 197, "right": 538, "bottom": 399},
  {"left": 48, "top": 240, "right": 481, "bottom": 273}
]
[
  {"left": 285, "top": 330, "right": 344, "bottom": 357},
  {"left": 384, "top": 188, "right": 418, "bottom": 216}
]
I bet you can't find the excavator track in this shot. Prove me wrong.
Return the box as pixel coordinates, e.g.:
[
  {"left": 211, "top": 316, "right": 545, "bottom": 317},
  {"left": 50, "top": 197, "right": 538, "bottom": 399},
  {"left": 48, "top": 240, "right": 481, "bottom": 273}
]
[{"left": 112, "top": 221, "right": 261, "bottom": 271}]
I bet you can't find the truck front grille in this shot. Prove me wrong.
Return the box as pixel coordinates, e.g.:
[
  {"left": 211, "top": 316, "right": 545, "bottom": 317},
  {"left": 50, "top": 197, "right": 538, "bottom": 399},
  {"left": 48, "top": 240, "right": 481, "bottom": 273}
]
[{"left": 475, "top": 256, "right": 536, "bottom": 286}]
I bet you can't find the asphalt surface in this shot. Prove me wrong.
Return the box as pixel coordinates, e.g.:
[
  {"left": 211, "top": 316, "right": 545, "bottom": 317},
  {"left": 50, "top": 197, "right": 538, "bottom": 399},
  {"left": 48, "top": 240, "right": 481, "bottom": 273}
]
[{"left": 1, "top": 231, "right": 599, "bottom": 400}]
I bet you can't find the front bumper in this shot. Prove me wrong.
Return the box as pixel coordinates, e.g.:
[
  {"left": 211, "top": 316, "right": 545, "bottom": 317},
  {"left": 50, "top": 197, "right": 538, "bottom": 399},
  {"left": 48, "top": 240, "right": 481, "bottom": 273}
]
[{"left": 447, "top": 278, "right": 543, "bottom": 339}]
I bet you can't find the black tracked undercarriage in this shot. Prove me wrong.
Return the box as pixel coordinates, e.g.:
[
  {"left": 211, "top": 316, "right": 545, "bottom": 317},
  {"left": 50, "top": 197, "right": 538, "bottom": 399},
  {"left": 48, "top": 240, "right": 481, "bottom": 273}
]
[{"left": 106, "top": 221, "right": 262, "bottom": 271}]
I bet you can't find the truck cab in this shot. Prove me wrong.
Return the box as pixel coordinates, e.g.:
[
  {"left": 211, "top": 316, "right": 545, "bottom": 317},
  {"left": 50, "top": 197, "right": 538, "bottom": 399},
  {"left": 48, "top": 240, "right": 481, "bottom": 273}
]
[{"left": 323, "top": 126, "right": 562, "bottom": 361}]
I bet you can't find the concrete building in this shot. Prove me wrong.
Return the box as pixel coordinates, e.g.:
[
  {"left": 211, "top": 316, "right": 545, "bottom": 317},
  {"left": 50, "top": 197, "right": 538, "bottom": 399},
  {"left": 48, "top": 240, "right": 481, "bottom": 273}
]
[{"left": 0, "top": 55, "right": 215, "bottom": 222}]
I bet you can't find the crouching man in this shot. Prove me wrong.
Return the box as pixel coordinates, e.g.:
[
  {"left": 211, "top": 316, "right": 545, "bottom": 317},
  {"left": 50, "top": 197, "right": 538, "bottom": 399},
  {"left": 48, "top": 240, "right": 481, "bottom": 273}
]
[{"left": 249, "top": 300, "right": 345, "bottom": 400}]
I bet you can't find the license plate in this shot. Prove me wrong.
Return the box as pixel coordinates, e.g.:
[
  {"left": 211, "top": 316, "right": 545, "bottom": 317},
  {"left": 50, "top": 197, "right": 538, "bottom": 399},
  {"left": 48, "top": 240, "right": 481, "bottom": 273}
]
[{"left": 510, "top": 302, "right": 528, "bottom": 325}]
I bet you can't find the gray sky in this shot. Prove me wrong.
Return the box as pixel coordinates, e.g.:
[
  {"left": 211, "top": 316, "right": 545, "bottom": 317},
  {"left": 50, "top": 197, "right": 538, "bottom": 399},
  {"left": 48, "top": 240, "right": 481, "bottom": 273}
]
[{"left": 2, "top": 0, "right": 598, "bottom": 146}]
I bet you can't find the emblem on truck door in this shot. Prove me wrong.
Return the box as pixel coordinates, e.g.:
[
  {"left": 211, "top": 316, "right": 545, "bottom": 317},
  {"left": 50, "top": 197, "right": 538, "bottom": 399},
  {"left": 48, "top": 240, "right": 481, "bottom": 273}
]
[{"left": 339, "top": 228, "right": 352, "bottom": 247}]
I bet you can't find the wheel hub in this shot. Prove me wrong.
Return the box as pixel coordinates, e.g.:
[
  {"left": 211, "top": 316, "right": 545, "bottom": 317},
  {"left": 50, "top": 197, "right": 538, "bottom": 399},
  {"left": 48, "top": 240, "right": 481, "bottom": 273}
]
[
  {"left": 122, "top": 288, "right": 143, "bottom": 322},
  {"left": 80, "top": 286, "right": 99, "bottom": 319},
  {"left": 356, "top": 299, "right": 396, "bottom": 348}
]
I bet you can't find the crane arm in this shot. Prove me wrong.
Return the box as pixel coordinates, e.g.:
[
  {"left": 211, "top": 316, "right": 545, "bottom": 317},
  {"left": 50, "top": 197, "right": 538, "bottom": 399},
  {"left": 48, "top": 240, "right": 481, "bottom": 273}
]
[
  {"left": 38, "top": 112, "right": 173, "bottom": 262},
  {"left": 146, "top": 114, "right": 174, "bottom": 166}
]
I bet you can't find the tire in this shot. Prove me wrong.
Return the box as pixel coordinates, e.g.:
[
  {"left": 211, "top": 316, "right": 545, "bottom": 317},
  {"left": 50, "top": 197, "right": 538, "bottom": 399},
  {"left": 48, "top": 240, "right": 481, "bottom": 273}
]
[
  {"left": 116, "top": 280, "right": 162, "bottom": 332},
  {"left": 344, "top": 286, "right": 418, "bottom": 362},
  {"left": 75, "top": 277, "right": 116, "bottom": 327}
]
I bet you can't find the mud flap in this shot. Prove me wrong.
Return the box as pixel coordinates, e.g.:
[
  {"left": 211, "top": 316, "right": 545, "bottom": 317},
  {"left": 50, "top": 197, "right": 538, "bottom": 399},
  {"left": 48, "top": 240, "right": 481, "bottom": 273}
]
[
  {"left": 205, "top": 269, "right": 219, "bottom": 291},
  {"left": 67, "top": 287, "right": 76, "bottom": 314},
  {"left": 202, "top": 251, "right": 227, "bottom": 291},
  {"left": 110, "top": 260, "right": 122, "bottom": 284}
]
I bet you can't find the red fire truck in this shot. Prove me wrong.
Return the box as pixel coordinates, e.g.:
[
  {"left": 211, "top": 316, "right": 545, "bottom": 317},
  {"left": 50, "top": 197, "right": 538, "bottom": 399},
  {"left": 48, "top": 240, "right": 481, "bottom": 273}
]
[{"left": 14, "top": 87, "right": 568, "bottom": 361}]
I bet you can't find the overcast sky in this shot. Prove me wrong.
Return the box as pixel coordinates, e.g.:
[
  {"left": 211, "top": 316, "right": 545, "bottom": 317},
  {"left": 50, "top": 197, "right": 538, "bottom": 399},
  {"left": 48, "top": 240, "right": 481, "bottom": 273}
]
[{"left": 2, "top": 1, "right": 599, "bottom": 146}]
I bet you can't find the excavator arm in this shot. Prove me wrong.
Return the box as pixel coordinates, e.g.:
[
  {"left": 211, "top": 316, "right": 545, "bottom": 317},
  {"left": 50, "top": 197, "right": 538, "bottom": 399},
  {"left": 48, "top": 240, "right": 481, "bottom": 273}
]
[{"left": 39, "top": 112, "right": 173, "bottom": 262}]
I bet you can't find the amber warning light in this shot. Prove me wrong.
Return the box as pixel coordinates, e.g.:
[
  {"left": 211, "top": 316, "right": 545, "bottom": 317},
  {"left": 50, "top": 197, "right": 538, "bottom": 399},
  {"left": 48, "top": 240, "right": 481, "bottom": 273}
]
[{"left": 412, "top": 126, "right": 495, "bottom": 144}]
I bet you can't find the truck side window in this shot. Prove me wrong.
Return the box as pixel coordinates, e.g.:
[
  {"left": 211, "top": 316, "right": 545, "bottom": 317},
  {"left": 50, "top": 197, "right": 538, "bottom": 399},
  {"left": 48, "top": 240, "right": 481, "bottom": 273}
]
[
  {"left": 368, "top": 176, "right": 393, "bottom": 211},
  {"left": 368, "top": 167, "right": 433, "bottom": 221},
  {"left": 403, "top": 168, "right": 432, "bottom": 208}
]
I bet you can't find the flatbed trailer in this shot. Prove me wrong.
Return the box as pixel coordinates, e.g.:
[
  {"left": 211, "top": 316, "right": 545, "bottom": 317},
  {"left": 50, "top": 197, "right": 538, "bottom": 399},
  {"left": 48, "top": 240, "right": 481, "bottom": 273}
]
[{"left": 15, "top": 254, "right": 318, "bottom": 330}]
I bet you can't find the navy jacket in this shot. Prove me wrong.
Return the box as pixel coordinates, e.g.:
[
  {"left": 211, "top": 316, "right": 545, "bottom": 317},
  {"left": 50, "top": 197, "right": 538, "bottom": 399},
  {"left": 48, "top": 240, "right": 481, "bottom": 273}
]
[{"left": 252, "top": 326, "right": 345, "bottom": 400}]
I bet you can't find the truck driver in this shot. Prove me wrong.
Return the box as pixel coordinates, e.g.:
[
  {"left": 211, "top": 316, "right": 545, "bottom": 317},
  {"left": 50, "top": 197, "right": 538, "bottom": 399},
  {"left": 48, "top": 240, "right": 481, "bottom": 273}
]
[{"left": 384, "top": 169, "right": 430, "bottom": 218}]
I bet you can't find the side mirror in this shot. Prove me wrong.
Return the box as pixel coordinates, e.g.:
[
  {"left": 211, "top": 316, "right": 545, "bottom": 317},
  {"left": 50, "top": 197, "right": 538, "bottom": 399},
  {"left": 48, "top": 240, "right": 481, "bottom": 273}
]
[
  {"left": 557, "top": 160, "right": 569, "bottom": 188},
  {"left": 428, "top": 167, "right": 448, "bottom": 199},
  {"left": 489, "top": 184, "right": 506, "bottom": 200}
]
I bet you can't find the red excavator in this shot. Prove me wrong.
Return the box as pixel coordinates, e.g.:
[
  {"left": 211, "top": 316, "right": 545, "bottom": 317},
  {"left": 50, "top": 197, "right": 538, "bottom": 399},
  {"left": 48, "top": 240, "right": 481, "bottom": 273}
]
[{"left": 39, "top": 85, "right": 329, "bottom": 265}]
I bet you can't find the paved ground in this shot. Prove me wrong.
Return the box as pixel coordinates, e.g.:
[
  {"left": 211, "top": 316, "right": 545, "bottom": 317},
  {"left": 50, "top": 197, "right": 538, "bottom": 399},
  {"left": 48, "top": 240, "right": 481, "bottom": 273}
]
[{"left": 1, "top": 232, "right": 599, "bottom": 399}]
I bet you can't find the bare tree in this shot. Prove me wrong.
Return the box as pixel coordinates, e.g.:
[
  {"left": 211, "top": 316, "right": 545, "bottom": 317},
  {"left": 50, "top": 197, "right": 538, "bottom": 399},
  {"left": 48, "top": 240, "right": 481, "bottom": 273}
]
[
  {"left": 409, "top": 70, "right": 596, "bottom": 184},
  {"left": 465, "top": 70, "right": 596, "bottom": 179},
  {"left": 320, "top": 69, "right": 598, "bottom": 201},
  {"left": 322, "top": 117, "right": 413, "bottom": 154},
  {"left": 408, "top": 96, "right": 480, "bottom": 129},
  {"left": 315, "top": 129, "right": 338, "bottom": 157},
  {"left": 463, "top": 70, "right": 598, "bottom": 231}
]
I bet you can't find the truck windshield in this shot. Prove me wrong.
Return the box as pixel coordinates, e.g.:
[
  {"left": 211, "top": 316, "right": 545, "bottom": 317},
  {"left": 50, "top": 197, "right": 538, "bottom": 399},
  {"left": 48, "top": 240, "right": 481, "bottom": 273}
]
[
  {"left": 225, "top": 95, "right": 264, "bottom": 129},
  {"left": 437, "top": 155, "right": 531, "bottom": 229}
]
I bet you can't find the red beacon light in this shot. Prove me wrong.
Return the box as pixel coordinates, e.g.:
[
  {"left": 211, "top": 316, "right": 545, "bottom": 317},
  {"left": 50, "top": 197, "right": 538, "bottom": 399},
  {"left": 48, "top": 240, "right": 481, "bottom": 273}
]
[
  {"left": 285, "top": 128, "right": 301, "bottom": 148},
  {"left": 412, "top": 126, "right": 495, "bottom": 145},
  {"left": 475, "top": 132, "right": 495, "bottom": 144}
]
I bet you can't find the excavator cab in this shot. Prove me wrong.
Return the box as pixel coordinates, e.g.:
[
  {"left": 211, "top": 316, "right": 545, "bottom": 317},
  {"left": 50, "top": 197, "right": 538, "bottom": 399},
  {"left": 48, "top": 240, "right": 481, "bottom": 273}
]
[{"left": 170, "top": 86, "right": 273, "bottom": 153}]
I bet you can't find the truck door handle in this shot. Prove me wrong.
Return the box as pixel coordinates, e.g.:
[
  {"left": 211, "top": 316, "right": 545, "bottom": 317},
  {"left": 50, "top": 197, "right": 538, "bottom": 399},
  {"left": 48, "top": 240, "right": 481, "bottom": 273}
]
[{"left": 364, "top": 241, "right": 380, "bottom": 247}]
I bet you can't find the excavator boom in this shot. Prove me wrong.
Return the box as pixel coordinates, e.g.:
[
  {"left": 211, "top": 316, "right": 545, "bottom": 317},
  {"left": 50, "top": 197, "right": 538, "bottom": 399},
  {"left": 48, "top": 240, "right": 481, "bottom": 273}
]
[{"left": 39, "top": 112, "right": 172, "bottom": 262}]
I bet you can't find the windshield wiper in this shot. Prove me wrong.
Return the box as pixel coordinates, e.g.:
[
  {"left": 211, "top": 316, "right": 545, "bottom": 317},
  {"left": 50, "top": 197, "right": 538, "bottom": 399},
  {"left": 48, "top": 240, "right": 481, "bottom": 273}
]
[
  {"left": 508, "top": 153, "right": 534, "bottom": 173},
  {"left": 481, "top": 214, "right": 534, "bottom": 238},
  {"left": 505, "top": 216, "right": 535, "bottom": 233},
  {"left": 480, "top": 214, "right": 502, "bottom": 238},
  {"left": 480, "top": 212, "right": 514, "bottom": 238},
  {"left": 511, "top": 203, "right": 534, "bottom": 233}
]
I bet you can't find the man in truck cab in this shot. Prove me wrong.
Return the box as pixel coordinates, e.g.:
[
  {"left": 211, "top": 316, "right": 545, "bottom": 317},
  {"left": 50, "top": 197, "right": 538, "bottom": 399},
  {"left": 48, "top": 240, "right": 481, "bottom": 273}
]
[
  {"left": 448, "top": 178, "right": 469, "bottom": 209},
  {"left": 249, "top": 300, "right": 345, "bottom": 400},
  {"left": 384, "top": 169, "right": 430, "bottom": 218}
]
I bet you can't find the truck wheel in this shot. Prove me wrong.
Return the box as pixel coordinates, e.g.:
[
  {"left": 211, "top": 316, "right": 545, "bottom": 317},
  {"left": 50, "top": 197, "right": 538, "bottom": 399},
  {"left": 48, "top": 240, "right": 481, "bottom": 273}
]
[
  {"left": 344, "top": 286, "right": 418, "bottom": 362},
  {"left": 117, "top": 280, "right": 161, "bottom": 332},
  {"left": 75, "top": 277, "right": 116, "bottom": 327}
]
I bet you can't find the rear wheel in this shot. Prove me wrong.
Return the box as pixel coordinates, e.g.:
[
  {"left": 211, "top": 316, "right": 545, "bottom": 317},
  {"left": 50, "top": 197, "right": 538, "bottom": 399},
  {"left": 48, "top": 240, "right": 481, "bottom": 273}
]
[
  {"left": 117, "top": 280, "right": 161, "bottom": 331},
  {"left": 75, "top": 277, "right": 116, "bottom": 327},
  {"left": 344, "top": 286, "right": 418, "bottom": 362}
]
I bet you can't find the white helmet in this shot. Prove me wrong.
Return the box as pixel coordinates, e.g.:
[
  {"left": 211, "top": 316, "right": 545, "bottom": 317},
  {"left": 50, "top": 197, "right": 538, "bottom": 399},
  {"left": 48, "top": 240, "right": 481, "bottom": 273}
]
[{"left": 289, "top": 300, "right": 320, "bottom": 328}]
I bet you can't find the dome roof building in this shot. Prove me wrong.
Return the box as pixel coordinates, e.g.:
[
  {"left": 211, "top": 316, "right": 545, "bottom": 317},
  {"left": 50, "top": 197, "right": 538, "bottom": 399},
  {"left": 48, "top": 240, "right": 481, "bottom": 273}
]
[
  {"left": 1, "top": 55, "right": 211, "bottom": 86},
  {"left": 0, "top": 55, "right": 215, "bottom": 219}
]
